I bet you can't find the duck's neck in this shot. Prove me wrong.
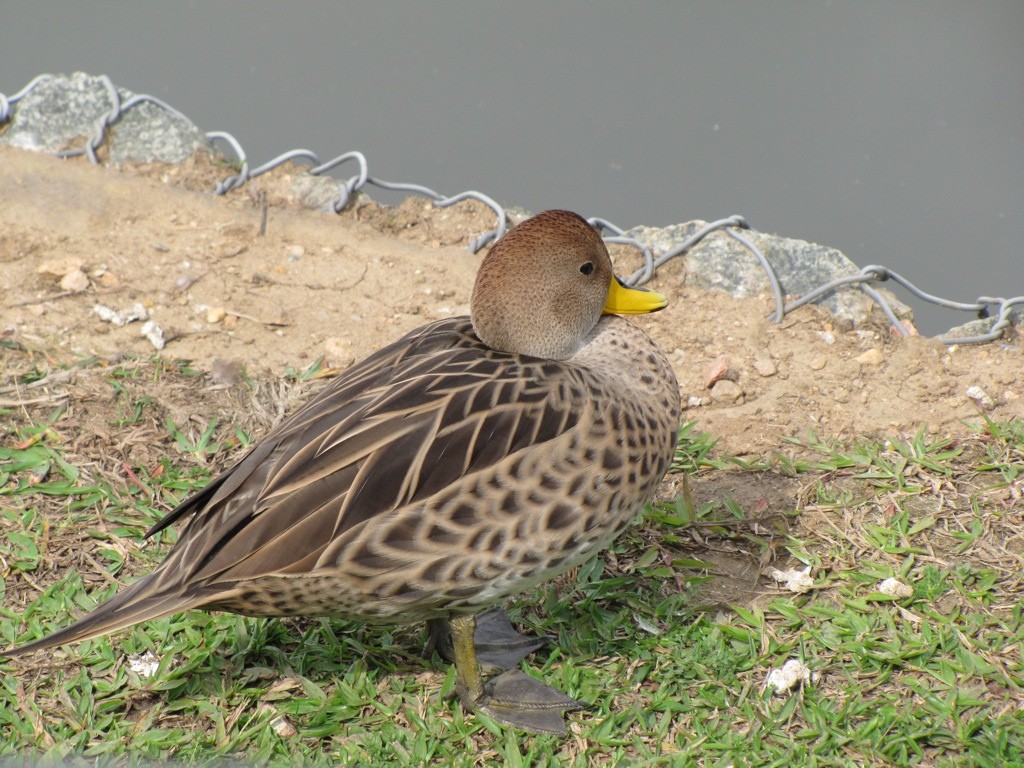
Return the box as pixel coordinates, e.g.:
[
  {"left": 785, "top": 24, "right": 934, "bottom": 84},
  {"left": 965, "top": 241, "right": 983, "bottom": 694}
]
[{"left": 570, "top": 317, "right": 680, "bottom": 410}]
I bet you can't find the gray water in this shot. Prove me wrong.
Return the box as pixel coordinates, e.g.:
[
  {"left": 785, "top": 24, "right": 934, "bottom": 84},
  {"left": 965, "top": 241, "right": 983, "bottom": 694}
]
[{"left": 2, "top": 1, "right": 1021, "bottom": 336}]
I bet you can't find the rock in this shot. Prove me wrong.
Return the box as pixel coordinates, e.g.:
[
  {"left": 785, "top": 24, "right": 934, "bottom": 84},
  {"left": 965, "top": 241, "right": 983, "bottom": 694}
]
[
  {"left": 270, "top": 713, "right": 297, "bottom": 739},
  {"left": 59, "top": 268, "right": 89, "bottom": 292},
  {"left": 966, "top": 385, "right": 995, "bottom": 411},
  {"left": 93, "top": 302, "right": 148, "bottom": 326},
  {"left": 624, "top": 221, "right": 913, "bottom": 327},
  {"left": 710, "top": 379, "right": 743, "bottom": 403},
  {"left": 127, "top": 651, "right": 161, "bottom": 679},
  {"left": 877, "top": 578, "right": 913, "bottom": 599},
  {"left": 855, "top": 348, "right": 885, "bottom": 366},
  {"left": 809, "top": 356, "right": 827, "bottom": 371},
  {"left": 704, "top": 354, "right": 732, "bottom": 388},
  {"left": 944, "top": 307, "right": 1024, "bottom": 340},
  {"left": 769, "top": 566, "right": 814, "bottom": 594},
  {"left": 37, "top": 256, "right": 84, "bottom": 279},
  {"left": 0, "top": 72, "right": 214, "bottom": 164},
  {"left": 324, "top": 336, "right": 354, "bottom": 367},
  {"left": 140, "top": 320, "right": 166, "bottom": 350},
  {"left": 216, "top": 241, "right": 246, "bottom": 259},
  {"left": 293, "top": 174, "right": 348, "bottom": 211},
  {"left": 206, "top": 306, "right": 227, "bottom": 324},
  {"left": 256, "top": 704, "right": 297, "bottom": 738},
  {"left": 765, "top": 658, "right": 813, "bottom": 696},
  {"left": 753, "top": 358, "right": 777, "bottom": 377},
  {"left": 898, "top": 319, "right": 920, "bottom": 336}
]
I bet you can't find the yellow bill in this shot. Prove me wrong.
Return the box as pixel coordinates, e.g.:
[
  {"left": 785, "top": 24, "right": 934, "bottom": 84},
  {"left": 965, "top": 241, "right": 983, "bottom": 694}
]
[{"left": 603, "top": 276, "right": 668, "bottom": 315}]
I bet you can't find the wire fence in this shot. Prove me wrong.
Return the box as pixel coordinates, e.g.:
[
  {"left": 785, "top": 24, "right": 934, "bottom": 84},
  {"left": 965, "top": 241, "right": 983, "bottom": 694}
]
[{"left": 2, "top": 74, "right": 1021, "bottom": 346}]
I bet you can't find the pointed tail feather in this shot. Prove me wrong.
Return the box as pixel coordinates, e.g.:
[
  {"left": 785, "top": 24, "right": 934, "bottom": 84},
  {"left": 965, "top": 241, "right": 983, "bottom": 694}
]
[{"left": 2, "top": 574, "right": 200, "bottom": 658}]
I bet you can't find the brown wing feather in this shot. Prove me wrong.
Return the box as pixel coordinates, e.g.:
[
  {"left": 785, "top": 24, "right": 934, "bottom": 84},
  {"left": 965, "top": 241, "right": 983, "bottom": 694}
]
[{"left": 145, "top": 316, "right": 583, "bottom": 591}]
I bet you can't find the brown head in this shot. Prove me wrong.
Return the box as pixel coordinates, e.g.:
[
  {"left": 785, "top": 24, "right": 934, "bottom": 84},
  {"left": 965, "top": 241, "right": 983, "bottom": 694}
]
[{"left": 470, "top": 210, "right": 667, "bottom": 360}]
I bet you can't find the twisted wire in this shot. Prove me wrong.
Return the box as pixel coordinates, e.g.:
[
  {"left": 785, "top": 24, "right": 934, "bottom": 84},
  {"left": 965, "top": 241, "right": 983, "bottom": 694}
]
[{"left": 2, "top": 74, "right": 1020, "bottom": 344}]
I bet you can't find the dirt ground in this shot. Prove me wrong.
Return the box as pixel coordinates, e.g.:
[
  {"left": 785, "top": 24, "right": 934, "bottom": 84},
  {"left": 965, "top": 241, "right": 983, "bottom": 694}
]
[{"left": 2, "top": 146, "right": 1021, "bottom": 461}]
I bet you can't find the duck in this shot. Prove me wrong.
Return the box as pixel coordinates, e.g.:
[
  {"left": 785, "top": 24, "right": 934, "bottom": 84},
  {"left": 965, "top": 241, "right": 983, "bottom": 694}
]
[{"left": 4, "top": 209, "right": 681, "bottom": 734}]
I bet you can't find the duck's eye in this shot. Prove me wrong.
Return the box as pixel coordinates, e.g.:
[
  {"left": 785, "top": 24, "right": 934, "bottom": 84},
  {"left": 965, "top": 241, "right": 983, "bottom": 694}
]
[{"left": 579, "top": 262, "right": 595, "bottom": 276}]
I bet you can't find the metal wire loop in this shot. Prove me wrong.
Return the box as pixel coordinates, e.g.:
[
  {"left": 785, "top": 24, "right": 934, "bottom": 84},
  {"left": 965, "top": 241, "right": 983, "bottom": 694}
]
[{"left": 2, "top": 74, "right": 1020, "bottom": 345}]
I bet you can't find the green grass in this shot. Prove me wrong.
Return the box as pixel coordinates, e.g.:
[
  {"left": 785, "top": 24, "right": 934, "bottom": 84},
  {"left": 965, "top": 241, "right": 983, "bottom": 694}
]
[{"left": 1, "top": 353, "right": 1022, "bottom": 765}]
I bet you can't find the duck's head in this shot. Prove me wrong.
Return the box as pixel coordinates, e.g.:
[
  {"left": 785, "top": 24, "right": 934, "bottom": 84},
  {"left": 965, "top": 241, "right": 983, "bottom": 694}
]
[{"left": 471, "top": 210, "right": 667, "bottom": 360}]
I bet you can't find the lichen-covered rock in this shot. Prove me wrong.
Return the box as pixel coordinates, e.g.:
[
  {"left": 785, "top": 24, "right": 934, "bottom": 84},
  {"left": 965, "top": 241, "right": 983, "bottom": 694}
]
[
  {"left": 626, "top": 221, "right": 913, "bottom": 327},
  {"left": 1, "top": 72, "right": 213, "bottom": 164},
  {"left": 943, "top": 307, "right": 1023, "bottom": 341}
]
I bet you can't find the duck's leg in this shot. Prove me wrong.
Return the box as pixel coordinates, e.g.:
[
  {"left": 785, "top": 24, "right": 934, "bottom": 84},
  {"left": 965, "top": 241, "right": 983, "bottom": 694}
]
[
  {"left": 449, "top": 613, "right": 583, "bottom": 735},
  {"left": 426, "top": 606, "right": 550, "bottom": 672}
]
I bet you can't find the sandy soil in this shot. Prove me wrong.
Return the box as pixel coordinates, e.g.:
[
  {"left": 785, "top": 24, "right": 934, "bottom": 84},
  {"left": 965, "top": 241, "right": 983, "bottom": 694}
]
[{"left": 1, "top": 146, "right": 1022, "bottom": 460}]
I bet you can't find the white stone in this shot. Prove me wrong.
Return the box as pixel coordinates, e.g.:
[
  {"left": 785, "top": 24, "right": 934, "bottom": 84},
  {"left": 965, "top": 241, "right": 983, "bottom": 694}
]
[
  {"left": 966, "top": 385, "right": 995, "bottom": 410},
  {"left": 878, "top": 577, "right": 913, "bottom": 599},
  {"left": 765, "top": 658, "right": 813, "bottom": 695},
  {"left": 769, "top": 566, "right": 814, "bottom": 594},
  {"left": 128, "top": 651, "right": 161, "bottom": 678}
]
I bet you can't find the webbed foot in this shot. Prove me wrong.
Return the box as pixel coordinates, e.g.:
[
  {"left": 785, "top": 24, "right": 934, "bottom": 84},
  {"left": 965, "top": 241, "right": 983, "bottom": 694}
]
[
  {"left": 448, "top": 613, "right": 582, "bottom": 735},
  {"left": 474, "top": 668, "right": 583, "bottom": 735},
  {"left": 426, "top": 606, "right": 550, "bottom": 673}
]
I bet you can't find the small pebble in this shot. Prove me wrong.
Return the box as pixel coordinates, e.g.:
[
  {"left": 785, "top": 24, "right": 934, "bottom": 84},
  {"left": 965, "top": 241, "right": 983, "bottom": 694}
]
[
  {"left": 94, "top": 303, "right": 147, "bottom": 326},
  {"left": 206, "top": 307, "right": 227, "bottom": 324},
  {"left": 286, "top": 244, "right": 305, "bottom": 261},
  {"left": 765, "top": 659, "right": 813, "bottom": 696},
  {"left": 37, "top": 256, "right": 84, "bottom": 278},
  {"left": 270, "top": 714, "right": 297, "bottom": 738},
  {"left": 140, "top": 320, "right": 166, "bottom": 350},
  {"left": 878, "top": 577, "right": 913, "bottom": 599},
  {"left": 966, "top": 385, "right": 995, "bottom": 411},
  {"left": 324, "top": 336, "right": 354, "bottom": 366},
  {"left": 704, "top": 355, "right": 732, "bottom": 389},
  {"left": 769, "top": 566, "right": 814, "bottom": 594},
  {"left": 753, "top": 358, "right": 777, "bottom": 377},
  {"left": 217, "top": 242, "right": 246, "bottom": 258},
  {"left": 855, "top": 348, "right": 885, "bottom": 366},
  {"left": 59, "top": 269, "right": 89, "bottom": 292},
  {"left": 258, "top": 704, "right": 297, "bottom": 738},
  {"left": 710, "top": 379, "right": 743, "bottom": 404},
  {"left": 128, "top": 651, "right": 161, "bottom": 678},
  {"left": 809, "top": 356, "right": 827, "bottom": 371}
]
